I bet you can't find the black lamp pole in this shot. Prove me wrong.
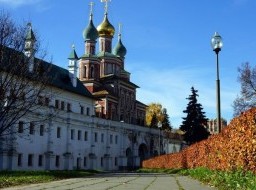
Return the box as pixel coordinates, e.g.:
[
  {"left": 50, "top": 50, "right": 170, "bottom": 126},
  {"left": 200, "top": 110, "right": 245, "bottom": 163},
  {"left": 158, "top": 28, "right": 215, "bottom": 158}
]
[{"left": 211, "top": 32, "right": 223, "bottom": 133}]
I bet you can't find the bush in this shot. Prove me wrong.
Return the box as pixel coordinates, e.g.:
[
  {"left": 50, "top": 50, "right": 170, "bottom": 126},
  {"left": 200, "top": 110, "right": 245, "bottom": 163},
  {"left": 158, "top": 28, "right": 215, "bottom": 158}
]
[{"left": 143, "top": 108, "right": 256, "bottom": 173}]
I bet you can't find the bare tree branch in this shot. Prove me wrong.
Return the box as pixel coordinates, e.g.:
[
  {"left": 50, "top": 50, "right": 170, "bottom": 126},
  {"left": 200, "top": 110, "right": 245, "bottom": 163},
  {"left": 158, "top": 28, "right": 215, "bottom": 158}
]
[
  {"left": 0, "top": 10, "right": 53, "bottom": 138},
  {"left": 233, "top": 62, "right": 256, "bottom": 116}
]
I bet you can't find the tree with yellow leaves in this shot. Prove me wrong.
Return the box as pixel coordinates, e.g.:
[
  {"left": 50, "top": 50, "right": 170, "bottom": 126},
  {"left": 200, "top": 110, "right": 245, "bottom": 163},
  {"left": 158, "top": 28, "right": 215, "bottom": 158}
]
[{"left": 145, "top": 103, "right": 171, "bottom": 130}]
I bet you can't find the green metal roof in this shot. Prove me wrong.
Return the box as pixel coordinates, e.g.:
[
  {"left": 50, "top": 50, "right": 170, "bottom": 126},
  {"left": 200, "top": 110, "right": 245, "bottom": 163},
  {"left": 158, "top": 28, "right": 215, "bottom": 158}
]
[
  {"left": 97, "top": 51, "right": 117, "bottom": 58},
  {"left": 68, "top": 48, "right": 78, "bottom": 60},
  {"left": 26, "top": 26, "right": 36, "bottom": 41},
  {"left": 81, "top": 53, "right": 99, "bottom": 59},
  {"left": 83, "top": 19, "right": 99, "bottom": 41},
  {"left": 1, "top": 46, "right": 93, "bottom": 99},
  {"left": 44, "top": 61, "right": 93, "bottom": 98},
  {"left": 121, "top": 69, "right": 130, "bottom": 75},
  {"left": 113, "top": 38, "right": 127, "bottom": 58}
]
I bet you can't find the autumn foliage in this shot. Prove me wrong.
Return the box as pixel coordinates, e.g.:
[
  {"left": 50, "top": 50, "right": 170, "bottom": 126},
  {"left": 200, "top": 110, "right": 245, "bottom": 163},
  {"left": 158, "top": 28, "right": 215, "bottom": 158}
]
[{"left": 143, "top": 108, "right": 256, "bottom": 173}]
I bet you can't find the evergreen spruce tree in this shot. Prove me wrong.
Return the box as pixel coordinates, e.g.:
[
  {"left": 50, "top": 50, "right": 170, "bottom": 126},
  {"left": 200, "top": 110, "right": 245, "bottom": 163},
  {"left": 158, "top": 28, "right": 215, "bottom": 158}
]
[
  {"left": 180, "top": 87, "right": 210, "bottom": 144},
  {"left": 150, "top": 113, "right": 158, "bottom": 128},
  {"left": 162, "top": 108, "right": 172, "bottom": 130}
]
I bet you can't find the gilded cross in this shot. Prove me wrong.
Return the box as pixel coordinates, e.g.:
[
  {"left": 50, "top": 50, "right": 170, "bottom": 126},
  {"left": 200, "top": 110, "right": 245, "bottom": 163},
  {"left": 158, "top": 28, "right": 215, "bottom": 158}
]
[{"left": 101, "top": 0, "right": 111, "bottom": 14}]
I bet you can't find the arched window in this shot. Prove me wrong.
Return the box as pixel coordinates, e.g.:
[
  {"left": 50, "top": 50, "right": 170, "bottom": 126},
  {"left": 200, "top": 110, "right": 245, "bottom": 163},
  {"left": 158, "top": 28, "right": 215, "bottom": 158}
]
[
  {"left": 83, "top": 66, "right": 87, "bottom": 78},
  {"left": 90, "top": 66, "right": 94, "bottom": 78}
]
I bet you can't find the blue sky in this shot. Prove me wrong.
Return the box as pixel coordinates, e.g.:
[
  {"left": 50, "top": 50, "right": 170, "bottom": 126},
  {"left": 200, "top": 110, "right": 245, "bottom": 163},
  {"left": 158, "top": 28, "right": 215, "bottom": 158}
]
[{"left": 1, "top": 0, "right": 256, "bottom": 128}]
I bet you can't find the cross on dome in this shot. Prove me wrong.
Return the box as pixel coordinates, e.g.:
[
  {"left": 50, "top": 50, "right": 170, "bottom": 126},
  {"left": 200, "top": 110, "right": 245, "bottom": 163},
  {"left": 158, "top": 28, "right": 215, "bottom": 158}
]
[
  {"left": 89, "top": 2, "right": 95, "bottom": 16},
  {"left": 101, "top": 0, "right": 111, "bottom": 14},
  {"left": 118, "top": 23, "right": 122, "bottom": 39}
]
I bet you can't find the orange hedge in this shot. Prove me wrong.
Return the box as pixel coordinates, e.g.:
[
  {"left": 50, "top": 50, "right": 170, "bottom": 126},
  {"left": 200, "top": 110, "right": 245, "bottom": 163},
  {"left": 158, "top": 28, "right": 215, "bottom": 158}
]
[{"left": 142, "top": 108, "right": 256, "bottom": 173}]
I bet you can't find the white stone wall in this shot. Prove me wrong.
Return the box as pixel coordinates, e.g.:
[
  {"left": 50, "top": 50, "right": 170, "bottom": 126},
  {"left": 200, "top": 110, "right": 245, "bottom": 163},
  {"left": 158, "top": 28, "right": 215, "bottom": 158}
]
[{"left": 0, "top": 86, "right": 167, "bottom": 171}]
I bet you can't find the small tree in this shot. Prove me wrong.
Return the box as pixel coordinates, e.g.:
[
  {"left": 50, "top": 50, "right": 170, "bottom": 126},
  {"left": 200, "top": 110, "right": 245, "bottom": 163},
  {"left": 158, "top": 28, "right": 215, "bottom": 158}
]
[
  {"left": 150, "top": 113, "right": 158, "bottom": 128},
  {"left": 233, "top": 62, "right": 256, "bottom": 116},
  {"left": 146, "top": 103, "right": 172, "bottom": 130},
  {"left": 161, "top": 108, "right": 171, "bottom": 130},
  {"left": 0, "top": 10, "right": 52, "bottom": 138},
  {"left": 180, "top": 87, "right": 209, "bottom": 144}
]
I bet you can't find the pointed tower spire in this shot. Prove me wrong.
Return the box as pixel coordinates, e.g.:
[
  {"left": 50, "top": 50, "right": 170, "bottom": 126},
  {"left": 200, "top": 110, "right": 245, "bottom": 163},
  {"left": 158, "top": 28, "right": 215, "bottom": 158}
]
[
  {"left": 68, "top": 44, "right": 78, "bottom": 87},
  {"left": 68, "top": 44, "right": 78, "bottom": 60},
  {"left": 24, "top": 23, "right": 36, "bottom": 72},
  {"left": 25, "top": 23, "right": 36, "bottom": 42}
]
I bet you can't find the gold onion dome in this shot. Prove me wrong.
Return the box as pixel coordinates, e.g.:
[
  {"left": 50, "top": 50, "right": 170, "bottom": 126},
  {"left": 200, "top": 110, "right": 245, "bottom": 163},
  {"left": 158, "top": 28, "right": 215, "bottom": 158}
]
[{"left": 97, "top": 13, "right": 115, "bottom": 38}]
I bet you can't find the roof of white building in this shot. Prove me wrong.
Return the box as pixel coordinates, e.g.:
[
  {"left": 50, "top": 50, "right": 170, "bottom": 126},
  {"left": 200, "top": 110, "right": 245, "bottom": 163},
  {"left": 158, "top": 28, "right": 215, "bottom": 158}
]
[{"left": 0, "top": 45, "right": 94, "bottom": 99}]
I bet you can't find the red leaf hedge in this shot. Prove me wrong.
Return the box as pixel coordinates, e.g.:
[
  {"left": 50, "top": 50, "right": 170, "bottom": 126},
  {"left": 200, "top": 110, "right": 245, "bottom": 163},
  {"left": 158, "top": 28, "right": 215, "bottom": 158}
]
[{"left": 142, "top": 108, "right": 256, "bottom": 173}]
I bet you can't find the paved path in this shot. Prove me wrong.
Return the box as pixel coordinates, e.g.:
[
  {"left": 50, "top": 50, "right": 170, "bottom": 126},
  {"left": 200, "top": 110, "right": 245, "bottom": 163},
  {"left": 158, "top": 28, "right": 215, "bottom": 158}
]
[{"left": 3, "top": 173, "right": 217, "bottom": 190}]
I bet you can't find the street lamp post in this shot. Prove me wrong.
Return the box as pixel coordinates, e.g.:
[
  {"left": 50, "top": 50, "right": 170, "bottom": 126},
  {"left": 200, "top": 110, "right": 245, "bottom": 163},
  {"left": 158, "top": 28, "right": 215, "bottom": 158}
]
[
  {"left": 157, "top": 122, "right": 162, "bottom": 155},
  {"left": 211, "top": 32, "right": 223, "bottom": 133}
]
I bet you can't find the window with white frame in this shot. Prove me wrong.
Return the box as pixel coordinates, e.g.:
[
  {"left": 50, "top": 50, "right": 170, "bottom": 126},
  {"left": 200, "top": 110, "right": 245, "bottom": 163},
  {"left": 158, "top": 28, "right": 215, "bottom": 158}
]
[
  {"left": 57, "top": 127, "right": 61, "bottom": 138},
  {"left": 29, "top": 122, "right": 35, "bottom": 135},
  {"left": 115, "top": 157, "right": 118, "bottom": 166},
  {"left": 84, "top": 131, "right": 88, "bottom": 141},
  {"left": 55, "top": 155, "right": 60, "bottom": 167},
  {"left": 61, "top": 101, "right": 65, "bottom": 110},
  {"left": 55, "top": 99, "right": 59, "bottom": 109},
  {"left": 18, "top": 121, "right": 24, "bottom": 133},
  {"left": 71, "top": 129, "right": 75, "bottom": 140},
  {"left": 94, "top": 132, "right": 98, "bottom": 142},
  {"left": 86, "top": 107, "right": 90, "bottom": 116},
  {"left": 28, "top": 154, "right": 33, "bottom": 166},
  {"left": 110, "top": 134, "right": 113, "bottom": 144},
  {"left": 40, "top": 125, "right": 44, "bottom": 136},
  {"left": 67, "top": 103, "right": 71, "bottom": 112},
  {"left": 115, "top": 135, "right": 118, "bottom": 144},
  {"left": 18, "top": 154, "right": 22, "bottom": 166},
  {"left": 38, "top": 155, "right": 43, "bottom": 167},
  {"left": 78, "top": 130, "right": 81, "bottom": 140},
  {"left": 84, "top": 157, "right": 87, "bottom": 167},
  {"left": 101, "top": 157, "right": 104, "bottom": 167},
  {"left": 80, "top": 106, "right": 84, "bottom": 114}
]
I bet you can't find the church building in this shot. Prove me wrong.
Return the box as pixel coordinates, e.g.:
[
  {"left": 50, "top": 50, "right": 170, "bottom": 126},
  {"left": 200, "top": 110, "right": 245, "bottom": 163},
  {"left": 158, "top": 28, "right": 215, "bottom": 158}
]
[{"left": 75, "top": 2, "right": 146, "bottom": 125}]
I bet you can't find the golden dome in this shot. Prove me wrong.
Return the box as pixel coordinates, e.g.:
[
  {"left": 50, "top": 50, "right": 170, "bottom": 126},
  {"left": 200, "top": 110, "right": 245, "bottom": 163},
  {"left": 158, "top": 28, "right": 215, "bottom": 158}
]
[{"left": 97, "top": 14, "right": 115, "bottom": 38}]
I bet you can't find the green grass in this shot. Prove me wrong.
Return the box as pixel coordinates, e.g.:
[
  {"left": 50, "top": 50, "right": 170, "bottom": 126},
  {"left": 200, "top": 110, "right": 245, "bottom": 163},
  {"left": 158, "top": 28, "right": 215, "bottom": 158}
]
[
  {"left": 180, "top": 168, "right": 256, "bottom": 190},
  {"left": 0, "top": 170, "right": 98, "bottom": 188},
  {"left": 139, "top": 168, "right": 256, "bottom": 190},
  {"left": 1, "top": 168, "right": 255, "bottom": 190}
]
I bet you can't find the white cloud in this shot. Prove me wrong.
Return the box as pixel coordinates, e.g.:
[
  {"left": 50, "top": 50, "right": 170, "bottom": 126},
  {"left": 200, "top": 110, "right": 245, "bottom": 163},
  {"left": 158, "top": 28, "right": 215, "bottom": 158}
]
[
  {"left": 130, "top": 62, "right": 237, "bottom": 128},
  {"left": 0, "top": 0, "right": 42, "bottom": 7}
]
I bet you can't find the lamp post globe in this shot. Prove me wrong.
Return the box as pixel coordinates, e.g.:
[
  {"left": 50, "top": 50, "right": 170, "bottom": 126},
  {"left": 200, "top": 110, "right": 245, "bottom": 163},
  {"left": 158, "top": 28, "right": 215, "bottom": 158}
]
[
  {"left": 211, "top": 32, "right": 223, "bottom": 133},
  {"left": 211, "top": 32, "right": 223, "bottom": 54}
]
